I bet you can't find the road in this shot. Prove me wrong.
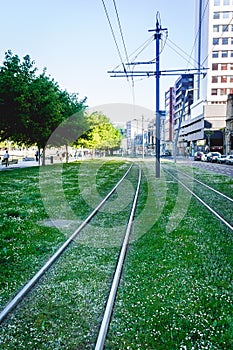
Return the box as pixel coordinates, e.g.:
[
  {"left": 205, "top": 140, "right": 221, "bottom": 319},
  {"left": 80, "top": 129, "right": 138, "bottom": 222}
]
[{"left": 189, "top": 160, "right": 233, "bottom": 178}]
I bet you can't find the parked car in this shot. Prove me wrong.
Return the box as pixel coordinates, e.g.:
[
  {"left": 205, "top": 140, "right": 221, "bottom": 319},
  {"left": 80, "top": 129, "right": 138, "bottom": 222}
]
[
  {"left": 164, "top": 150, "right": 171, "bottom": 156},
  {"left": 206, "top": 152, "right": 221, "bottom": 162},
  {"left": 201, "top": 153, "right": 208, "bottom": 162},
  {"left": 217, "top": 154, "right": 227, "bottom": 164},
  {"left": 161, "top": 150, "right": 171, "bottom": 157},
  {"left": 226, "top": 155, "right": 233, "bottom": 165},
  {"left": 194, "top": 151, "right": 203, "bottom": 161}
]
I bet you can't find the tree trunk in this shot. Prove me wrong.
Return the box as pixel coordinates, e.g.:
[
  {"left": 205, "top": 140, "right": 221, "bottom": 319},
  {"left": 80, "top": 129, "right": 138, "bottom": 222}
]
[
  {"left": 65, "top": 144, "right": 68, "bottom": 163},
  {"left": 42, "top": 147, "right": 46, "bottom": 166}
]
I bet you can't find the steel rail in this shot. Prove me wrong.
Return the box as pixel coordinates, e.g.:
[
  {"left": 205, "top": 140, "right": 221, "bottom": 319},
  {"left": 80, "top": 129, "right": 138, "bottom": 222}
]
[
  {"left": 164, "top": 168, "right": 233, "bottom": 232},
  {"left": 95, "top": 168, "right": 142, "bottom": 350},
  {"left": 173, "top": 168, "right": 233, "bottom": 203},
  {"left": 0, "top": 164, "right": 133, "bottom": 324}
]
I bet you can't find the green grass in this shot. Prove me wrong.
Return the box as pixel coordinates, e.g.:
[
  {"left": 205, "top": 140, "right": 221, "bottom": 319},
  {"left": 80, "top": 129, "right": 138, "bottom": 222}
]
[
  {"left": 0, "top": 160, "right": 130, "bottom": 308},
  {"left": 106, "top": 163, "right": 233, "bottom": 349},
  {"left": 0, "top": 160, "right": 232, "bottom": 349}
]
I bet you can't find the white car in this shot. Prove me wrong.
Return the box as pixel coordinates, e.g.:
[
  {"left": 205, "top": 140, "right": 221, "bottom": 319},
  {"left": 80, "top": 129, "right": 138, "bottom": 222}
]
[
  {"left": 201, "top": 153, "right": 208, "bottom": 162},
  {"left": 226, "top": 155, "right": 233, "bottom": 165},
  {"left": 207, "top": 152, "right": 221, "bottom": 162}
]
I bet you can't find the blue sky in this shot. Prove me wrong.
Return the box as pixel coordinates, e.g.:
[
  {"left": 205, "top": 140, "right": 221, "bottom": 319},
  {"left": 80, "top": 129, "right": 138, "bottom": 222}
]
[{"left": 0, "top": 0, "right": 196, "bottom": 119}]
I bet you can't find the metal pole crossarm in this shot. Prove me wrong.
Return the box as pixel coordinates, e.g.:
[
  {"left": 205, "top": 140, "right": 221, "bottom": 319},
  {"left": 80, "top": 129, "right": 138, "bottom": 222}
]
[
  {"left": 109, "top": 73, "right": 155, "bottom": 77},
  {"left": 108, "top": 67, "right": 208, "bottom": 78},
  {"left": 126, "top": 61, "right": 156, "bottom": 65},
  {"left": 108, "top": 70, "right": 156, "bottom": 74},
  {"left": 160, "top": 72, "right": 207, "bottom": 76},
  {"left": 160, "top": 67, "right": 208, "bottom": 73}
]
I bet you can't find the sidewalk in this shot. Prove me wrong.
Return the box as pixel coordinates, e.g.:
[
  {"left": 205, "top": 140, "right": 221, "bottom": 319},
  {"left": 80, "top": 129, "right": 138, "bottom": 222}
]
[{"left": 0, "top": 159, "right": 39, "bottom": 171}]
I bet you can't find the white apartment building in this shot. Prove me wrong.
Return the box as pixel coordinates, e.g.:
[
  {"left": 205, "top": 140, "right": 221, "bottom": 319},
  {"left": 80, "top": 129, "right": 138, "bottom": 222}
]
[{"left": 180, "top": 0, "right": 233, "bottom": 153}]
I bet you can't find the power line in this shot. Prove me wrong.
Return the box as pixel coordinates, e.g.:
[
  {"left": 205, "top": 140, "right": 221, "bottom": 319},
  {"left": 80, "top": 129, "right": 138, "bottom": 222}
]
[
  {"left": 111, "top": 0, "right": 136, "bottom": 104},
  {"left": 162, "top": 34, "right": 201, "bottom": 68},
  {"left": 187, "top": 0, "right": 210, "bottom": 68},
  {"left": 112, "top": 36, "right": 154, "bottom": 71},
  {"left": 101, "top": 0, "right": 128, "bottom": 79},
  {"left": 201, "top": 16, "right": 233, "bottom": 66},
  {"left": 112, "top": 0, "right": 130, "bottom": 66}
]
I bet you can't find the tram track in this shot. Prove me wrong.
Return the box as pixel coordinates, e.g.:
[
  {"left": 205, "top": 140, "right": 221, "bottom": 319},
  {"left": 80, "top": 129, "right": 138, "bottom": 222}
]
[
  {"left": 1, "top": 161, "right": 232, "bottom": 349},
  {"left": 173, "top": 167, "right": 233, "bottom": 202},
  {"left": 163, "top": 165, "right": 233, "bottom": 231},
  {"left": 0, "top": 161, "right": 141, "bottom": 341}
]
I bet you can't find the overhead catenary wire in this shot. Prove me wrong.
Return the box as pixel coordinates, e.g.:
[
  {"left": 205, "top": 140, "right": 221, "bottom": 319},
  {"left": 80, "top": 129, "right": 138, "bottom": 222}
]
[
  {"left": 101, "top": 0, "right": 129, "bottom": 79},
  {"left": 187, "top": 0, "right": 210, "bottom": 68},
  {"left": 112, "top": 0, "right": 130, "bottom": 69},
  {"left": 201, "top": 16, "right": 233, "bottom": 66},
  {"left": 160, "top": 35, "right": 202, "bottom": 69},
  {"left": 112, "top": 36, "right": 154, "bottom": 71},
  {"left": 111, "top": 0, "right": 136, "bottom": 108},
  {"left": 162, "top": 34, "right": 203, "bottom": 69}
]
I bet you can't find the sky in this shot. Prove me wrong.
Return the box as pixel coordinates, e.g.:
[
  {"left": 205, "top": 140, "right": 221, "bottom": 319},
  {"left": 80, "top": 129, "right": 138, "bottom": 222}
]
[{"left": 0, "top": 0, "right": 196, "bottom": 122}]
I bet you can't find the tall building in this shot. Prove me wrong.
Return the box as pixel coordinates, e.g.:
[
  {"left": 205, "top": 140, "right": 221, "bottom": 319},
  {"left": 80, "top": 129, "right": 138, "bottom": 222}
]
[
  {"left": 173, "top": 74, "right": 194, "bottom": 154},
  {"left": 177, "top": 0, "right": 233, "bottom": 154},
  {"left": 163, "top": 87, "right": 174, "bottom": 153}
]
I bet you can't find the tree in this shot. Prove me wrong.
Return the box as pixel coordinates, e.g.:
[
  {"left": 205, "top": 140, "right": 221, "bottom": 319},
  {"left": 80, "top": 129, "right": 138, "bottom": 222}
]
[
  {"left": 0, "top": 51, "right": 87, "bottom": 164},
  {"left": 0, "top": 50, "right": 36, "bottom": 142},
  {"left": 76, "top": 112, "right": 122, "bottom": 155},
  {"left": 49, "top": 90, "right": 87, "bottom": 162}
]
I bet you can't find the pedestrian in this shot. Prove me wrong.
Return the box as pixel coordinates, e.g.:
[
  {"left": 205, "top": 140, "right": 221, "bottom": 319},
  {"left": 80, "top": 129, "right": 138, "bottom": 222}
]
[
  {"left": 3, "top": 150, "right": 9, "bottom": 167},
  {"left": 35, "top": 150, "right": 39, "bottom": 162}
]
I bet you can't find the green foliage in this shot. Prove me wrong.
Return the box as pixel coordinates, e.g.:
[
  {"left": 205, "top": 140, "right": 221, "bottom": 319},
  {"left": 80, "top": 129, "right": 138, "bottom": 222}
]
[
  {"left": 77, "top": 112, "right": 122, "bottom": 152},
  {"left": 0, "top": 50, "right": 87, "bottom": 153}
]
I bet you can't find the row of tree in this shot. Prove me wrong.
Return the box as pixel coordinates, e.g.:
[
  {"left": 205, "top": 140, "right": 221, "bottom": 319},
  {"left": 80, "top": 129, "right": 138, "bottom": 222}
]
[{"left": 0, "top": 51, "right": 122, "bottom": 164}]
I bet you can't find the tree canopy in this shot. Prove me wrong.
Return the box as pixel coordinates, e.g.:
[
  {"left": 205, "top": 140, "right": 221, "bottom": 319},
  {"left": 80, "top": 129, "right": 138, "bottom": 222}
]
[
  {"left": 0, "top": 50, "right": 87, "bottom": 156},
  {"left": 76, "top": 112, "right": 122, "bottom": 154}
]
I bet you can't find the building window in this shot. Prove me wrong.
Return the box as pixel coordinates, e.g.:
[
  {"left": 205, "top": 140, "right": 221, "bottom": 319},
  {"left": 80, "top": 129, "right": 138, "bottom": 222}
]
[
  {"left": 222, "top": 50, "right": 228, "bottom": 57},
  {"left": 212, "top": 76, "right": 218, "bottom": 83},
  {"left": 212, "top": 63, "right": 218, "bottom": 70},
  {"left": 230, "top": 63, "right": 233, "bottom": 70},
  {"left": 213, "top": 12, "right": 220, "bottom": 19},
  {"left": 223, "top": 11, "right": 230, "bottom": 18},
  {"left": 222, "top": 37, "right": 229, "bottom": 45},
  {"left": 214, "top": 0, "right": 220, "bottom": 4},
  {"left": 230, "top": 76, "right": 233, "bottom": 82},
  {"left": 213, "top": 38, "right": 219, "bottom": 45},
  {"left": 230, "top": 88, "right": 233, "bottom": 93},
  {"left": 221, "top": 75, "right": 227, "bottom": 82},
  {"left": 220, "top": 88, "right": 227, "bottom": 95},
  {"left": 222, "top": 25, "right": 229, "bottom": 32},
  {"left": 213, "top": 25, "right": 220, "bottom": 32},
  {"left": 212, "top": 51, "right": 219, "bottom": 58},
  {"left": 231, "top": 51, "right": 233, "bottom": 57},
  {"left": 221, "top": 63, "right": 227, "bottom": 70},
  {"left": 231, "top": 38, "right": 233, "bottom": 45},
  {"left": 211, "top": 89, "right": 218, "bottom": 95},
  {"left": 223, "top": 0, "right": 230, "bottom": 4}
]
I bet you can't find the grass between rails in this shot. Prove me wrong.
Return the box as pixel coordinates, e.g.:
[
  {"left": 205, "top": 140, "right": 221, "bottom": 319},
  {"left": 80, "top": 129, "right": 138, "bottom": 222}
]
[
  {"left": 164, "top": 161, "right": 233, "bottom": 199},
  {"left": 0, "top": 160, "right": 130, "bottom": 309},
  {"left": 0, "top": 160, "right": 232, "bottom": 349},
  {"left": 0, "top": 159, "right": 137, "bottom": 349},
  {"left": 162, "top": 162, "right": 233, "bottom": 226},
  {"left": 106, "top": 162, "right": 233, "bottom": 349}
]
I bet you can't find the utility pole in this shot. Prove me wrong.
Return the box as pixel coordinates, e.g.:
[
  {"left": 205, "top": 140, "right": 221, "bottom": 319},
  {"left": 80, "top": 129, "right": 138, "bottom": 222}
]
[
  {"left": 149, "top": 15, "right": 167, "bottom": 177},
  {"left": 108, "top": 12, "right": 207, "bottom": 177}
]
